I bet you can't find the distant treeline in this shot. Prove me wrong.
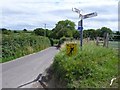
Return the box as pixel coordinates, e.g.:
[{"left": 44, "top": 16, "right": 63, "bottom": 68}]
[{"left": 1, "top": 20, "right": 120, "bottom": 41}]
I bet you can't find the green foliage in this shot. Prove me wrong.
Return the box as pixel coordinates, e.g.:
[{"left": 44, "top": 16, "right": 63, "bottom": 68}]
[
  {"left": 115, "top": 31, "right": 120, "bottom": 35},
  {"left": 60, "top": 36, "right": 66, "bottom": 44},
  {"left": 53, "top": 39, "right": 59, "bottom": 45},
  {"left": 112, "top": 31, "right": 120, "bottom": 41},
  {"left": 83, "top": 29, "right": 96, "bottom": 39},
  {"left": 73, "top": 30, "right": 80, "bottom": 39},
  {"left": 96, "top": 27, "right": 113, "bottom": 37},
  {"left": 2, "top": 33, "right": 51, "bottom": 63},
  {"left": 46, "top": 29, "right": 52, "bottom": 37},
  {"left": 52, "top": 42, "right": 118, "bottom": 88},
  {"left": 49, "top": 38, "right": 54, "bottom": 46},
  {"left": 1, "top": 28, "right": 12, "bottom": 35},
  {"left": 33, "top": 28, "right": 52, "bottom": 38},
  {"left": 83, "top": 27, "right": 113, "bottom": 39},
  {"left": 23, "top": 29, "right": 27, "bottom": 32},
  {"left": 0, "top": 58, "right": 2, "bottom": 63},
  {"left": 51, "top": 20, "right": 76, "bottom": 39},
  {"left": 33, "top": 28, "right": 45, "bottom": 36}
]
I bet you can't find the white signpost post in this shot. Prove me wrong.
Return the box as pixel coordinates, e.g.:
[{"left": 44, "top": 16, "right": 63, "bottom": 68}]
[{"left": 72, "top": 8, "right": 97, "bottom": 50}]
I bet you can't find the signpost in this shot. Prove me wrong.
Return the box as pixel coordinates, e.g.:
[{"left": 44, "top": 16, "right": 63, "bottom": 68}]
[
  {"left": 72, "top": 8, "right": 97, "bottom": 50},
  {"left": 78, "top": 20, "right": 83, "bottom": 50}
]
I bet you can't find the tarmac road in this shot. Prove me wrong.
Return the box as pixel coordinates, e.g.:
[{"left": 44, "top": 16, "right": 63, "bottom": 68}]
[{"left": 1, "top": 47, "right": 59, "bottom": 88}]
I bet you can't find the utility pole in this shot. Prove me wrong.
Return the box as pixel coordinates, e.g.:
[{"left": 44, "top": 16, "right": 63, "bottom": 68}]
[
  {"left": 72, "top": 8, "right": 97, "bottom": 50},
  {"left": 44, "top": 23, "right": 46, "bottom": 37}
]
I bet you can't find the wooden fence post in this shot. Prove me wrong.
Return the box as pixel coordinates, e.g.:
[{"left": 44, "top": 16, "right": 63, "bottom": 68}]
[
  {"left": 106, "top": 33, "right": 109, "bottom": 48},
  {"left": 103, "top": 33, "right": 109, "bottom": 47},
  {"left": 96, "top": 37, "right": 99, "bottom": 46}
]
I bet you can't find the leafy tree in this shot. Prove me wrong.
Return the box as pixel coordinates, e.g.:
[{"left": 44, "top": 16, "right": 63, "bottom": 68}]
[
  {"left": 23, "top": 29, "right": 27, "bottom": 32},
  {"left": 73, "top": 30, "right": 80, "bottom": 39},
  {"left": 52, "top": 20, "right": 76, "bottom": 39},
  {"left": 115, "top": 31, "right": 120, "bottom": 35},
  {"left": 13, "top": 30, "right": 18, "bottom": 33},
  {"left": 33, "top": 28, "right": 52, "bottom": 37},
  {"left": 112, "top": 31, "right": 120, "bottom": 41},
  {"left": 33, "top": 28, "right": 45, "bottom": 36},
  {"left": 96, "top": 27, "right": 113, "bottom": 37},
  {"left": 46, "top": 29, "right": 52, "bottom": 37},
  {"left": 83, "top": 29, "right": 96, "bottom": 39}
]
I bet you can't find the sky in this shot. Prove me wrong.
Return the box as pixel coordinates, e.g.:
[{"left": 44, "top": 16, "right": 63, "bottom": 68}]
[{"left": 0, "top": 0, "right": 119, "bottom": 31}]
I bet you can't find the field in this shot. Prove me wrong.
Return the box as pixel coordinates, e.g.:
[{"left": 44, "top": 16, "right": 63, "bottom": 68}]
[
  {"left": 52, "top": 41, "right": 118, "bottom": 88},
  {"left": 109, "top": 41, "right": 119, "bottom": 49},
  {"left": 2, "top": 33, "right": 51, "bottom": 63}
]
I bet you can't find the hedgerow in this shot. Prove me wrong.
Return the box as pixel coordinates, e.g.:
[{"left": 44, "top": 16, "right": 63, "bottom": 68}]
[{"left": 2, "top": 33, "right": 51, "bottom": 62}]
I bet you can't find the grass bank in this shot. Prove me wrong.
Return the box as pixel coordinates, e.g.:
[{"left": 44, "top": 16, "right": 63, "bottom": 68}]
[{"left": 52, "top": 42, "right": 118, "bottom": 88}]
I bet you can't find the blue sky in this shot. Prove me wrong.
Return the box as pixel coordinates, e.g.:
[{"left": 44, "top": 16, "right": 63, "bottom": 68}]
[{"left": 1, "top": 0, "right": 118, "bottom": 31}]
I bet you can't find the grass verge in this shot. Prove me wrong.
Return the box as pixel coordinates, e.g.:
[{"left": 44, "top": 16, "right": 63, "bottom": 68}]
[{"left": 52, "top": 42, "right": 118, "bottom": 88}]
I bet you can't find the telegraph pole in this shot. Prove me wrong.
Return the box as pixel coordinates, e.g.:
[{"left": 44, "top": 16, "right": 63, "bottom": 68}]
[{"left": 44, "top": 23, "right": 46, "bottom": 37}]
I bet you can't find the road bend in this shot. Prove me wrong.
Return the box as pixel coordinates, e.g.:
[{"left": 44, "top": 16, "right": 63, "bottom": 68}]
[{"left": 2, "top": 47, "right": 59, "bottom": 88}]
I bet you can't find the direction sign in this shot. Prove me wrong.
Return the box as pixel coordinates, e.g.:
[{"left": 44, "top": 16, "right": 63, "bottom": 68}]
[
  {"left": 78, "top": 26, "right": 83, "bottom": 30},
  {"left": 83, "top": 12, "right": 97, "bottom": 19},
  {"left": 72, "top": 8, "right": 81, "bottom": 14}
]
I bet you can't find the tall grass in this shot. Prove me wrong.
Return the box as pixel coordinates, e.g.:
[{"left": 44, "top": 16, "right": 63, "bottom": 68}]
[
  {"left": 2, "top": 33, "right": 51, "bottom": 63},
  {"left": 52, "top": 42, "right": 118, "bottom": 88}
]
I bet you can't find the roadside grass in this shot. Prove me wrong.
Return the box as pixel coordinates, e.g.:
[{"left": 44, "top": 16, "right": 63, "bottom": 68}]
[
  {"left": 52, "top": 42, "right": 118, "bottom": 88},
  {"left": 0, "top": 58, "right": 2, "bottom": 63}
]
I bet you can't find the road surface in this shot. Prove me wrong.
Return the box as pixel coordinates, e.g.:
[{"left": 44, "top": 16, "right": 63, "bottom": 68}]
[{"left": 1, "top": 47, "right": 59, "bottom": 88}]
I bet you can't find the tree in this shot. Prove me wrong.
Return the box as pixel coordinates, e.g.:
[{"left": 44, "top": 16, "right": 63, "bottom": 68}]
[
  {"left": 33, "top": 28, "right": 45, "bottom": 36},
  {"left": 115, "top": 31, "right": 120, "bottom": 35},
  {"left": 23, "top": 29, "right": 27, "bottom": 32},
  {"left": 13, "top": 30, "right": 18, "bottom": 33},
  {"left": 46, "top": 29, "right": 52, "bottom": 37},
  {"left": 112, "top": 31, "right": 120, "bottom": 41},
  {"left": 96, "top": 27, "right": 113, "bottom": 37},
  {"left": 73, "top": 30, "right": 80, "bottom": 39},
  {"left": 52, "top": 19, "right": 76, "bottom": 39},
  {"left": 83, "top": 29, "right": 96, "bottom": 39}
]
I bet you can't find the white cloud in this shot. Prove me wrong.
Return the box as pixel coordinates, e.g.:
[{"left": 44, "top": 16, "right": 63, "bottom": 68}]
[{"left": 1, "top": 0, "right": 119, "bottom": 31}]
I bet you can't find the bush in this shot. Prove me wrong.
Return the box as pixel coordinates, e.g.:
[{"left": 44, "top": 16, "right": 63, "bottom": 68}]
[
  {"left": 53, "top": 39, "right": 59, "bottom": 45},
  {"left": 49, "top": 38, "right": 54, "bottom": 46},
  {"left": 60, "top": 36, "right": 66, "bottom": 44}
]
